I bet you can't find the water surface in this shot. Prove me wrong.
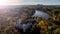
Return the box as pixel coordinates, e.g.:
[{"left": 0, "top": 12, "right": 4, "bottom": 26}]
[{"left": 33, "top": 10, "right": 52, "bottom": 18}]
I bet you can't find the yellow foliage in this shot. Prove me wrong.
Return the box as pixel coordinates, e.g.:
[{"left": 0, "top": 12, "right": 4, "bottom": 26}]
[
  {"left": 38, "top": 20, "right": 45, "bottom": 26},
  {"left": 37, "top": 20, "right": 47, "bottom": 32}
]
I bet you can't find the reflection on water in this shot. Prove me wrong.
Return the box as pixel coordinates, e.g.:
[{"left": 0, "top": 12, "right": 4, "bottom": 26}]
[
  {"left": 14, "top": 19, "right": 32, "bottom": 32},
  {"left": 33, "top": 10, "right": 52, "bottom": 18}
]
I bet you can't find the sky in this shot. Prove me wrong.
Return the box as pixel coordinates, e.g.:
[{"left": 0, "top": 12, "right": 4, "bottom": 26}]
[
  {"left": 20, "top": 0, "right": 60, "bottom": 5},
  {"left": 0, "top": 0, "right": 60, "bottom": 5}
]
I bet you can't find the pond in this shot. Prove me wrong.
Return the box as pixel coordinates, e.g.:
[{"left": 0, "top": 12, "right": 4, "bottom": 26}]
[
  {"left": 33, "top": 10, "right": 52, "bottom": 18},
  {"left": 14, "top": 10, "right": 52, "bottom": 32}
]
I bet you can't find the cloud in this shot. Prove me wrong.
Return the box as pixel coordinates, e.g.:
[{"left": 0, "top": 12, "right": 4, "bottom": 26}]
[{"left": 1, "top": 0, "right": 60, "bottom": 5}]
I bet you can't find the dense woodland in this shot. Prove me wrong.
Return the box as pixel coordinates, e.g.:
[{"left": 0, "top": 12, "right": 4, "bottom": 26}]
[{"left": 0, "top": 5, "right": 60, "bottom": 34}]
